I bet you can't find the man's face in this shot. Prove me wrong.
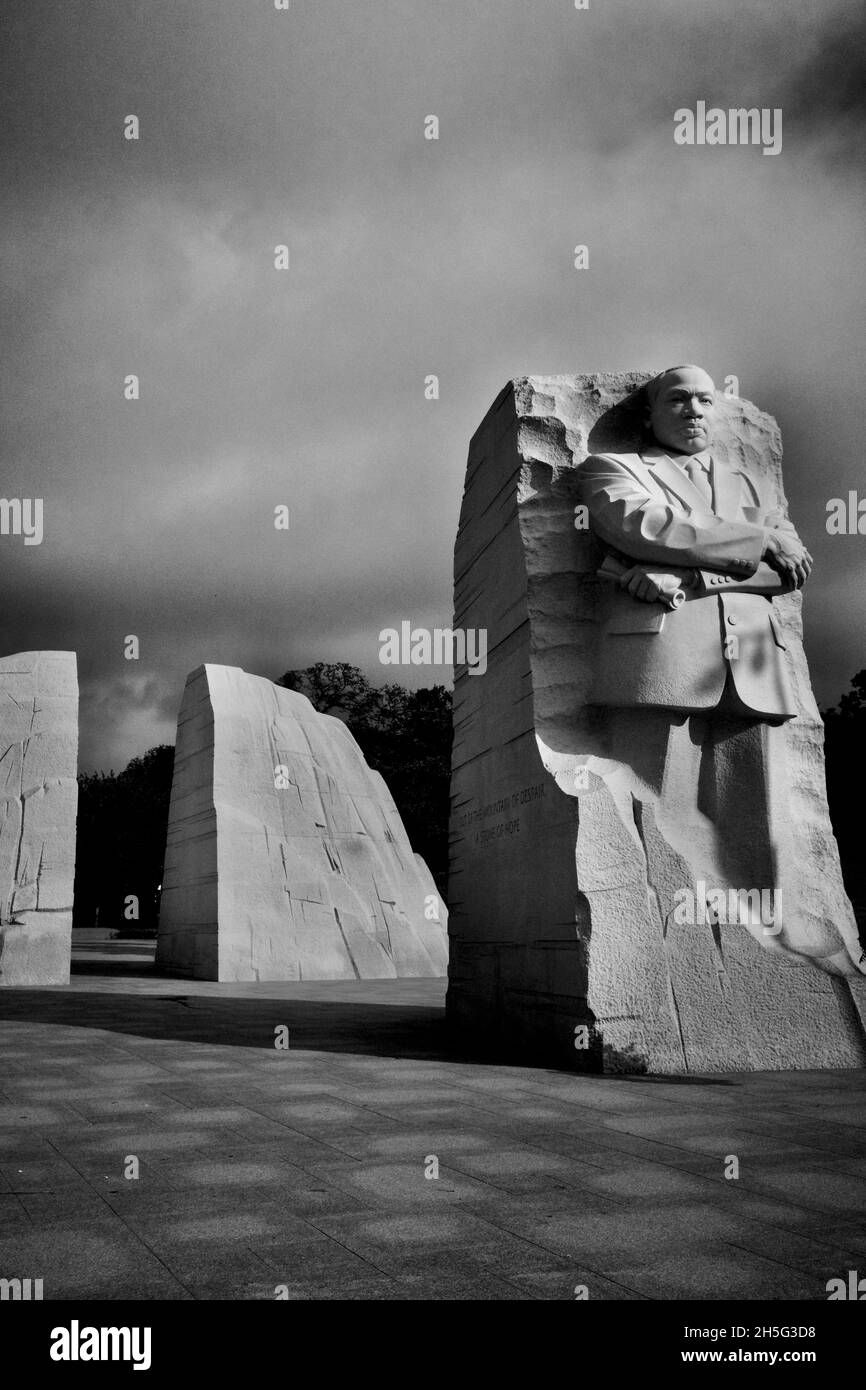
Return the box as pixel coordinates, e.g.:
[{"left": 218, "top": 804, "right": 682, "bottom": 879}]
[{"left": 646, "top": 367, "right": 716, "bottom": 455}]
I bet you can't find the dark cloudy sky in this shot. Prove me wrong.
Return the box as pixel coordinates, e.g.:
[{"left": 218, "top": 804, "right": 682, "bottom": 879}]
[{"left": 2, "top": 0, "right": 864, "bottom": 770}]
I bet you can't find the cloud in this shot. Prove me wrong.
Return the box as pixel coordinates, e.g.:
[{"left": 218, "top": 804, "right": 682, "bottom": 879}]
[
  {"left": 81, "top": 671, "right": 177, "bottom": 771},
  {"left": 0, "top": 0, "right": 863, "bottom": 769}
]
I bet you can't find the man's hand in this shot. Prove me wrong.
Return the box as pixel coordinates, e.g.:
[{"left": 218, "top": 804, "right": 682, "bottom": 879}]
[
  {"left": 618, "top": 566, "right": 692, "bottom": 605},
  {"left": 763, "top": 529, "right": 813, "bottom": 588}
]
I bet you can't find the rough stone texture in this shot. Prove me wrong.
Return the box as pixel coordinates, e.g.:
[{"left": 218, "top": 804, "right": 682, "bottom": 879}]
[
  {"left": 447, "top": 376, "right": 866, "bottom": 1073},
  {"left": 0, "top": 651, "right": 79, "bottom": 987},
  {"left": 157, "top": 664, "right": 448, "bottom": 982}
]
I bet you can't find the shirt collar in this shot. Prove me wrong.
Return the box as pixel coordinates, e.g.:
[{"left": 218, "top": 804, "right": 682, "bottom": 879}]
[{"left": 643, "top": 444, "right": 711, "bottom": 471}]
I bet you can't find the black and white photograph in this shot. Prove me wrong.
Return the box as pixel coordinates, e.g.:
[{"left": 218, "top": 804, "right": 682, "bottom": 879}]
[{"left": 1, "top": 0, "right": 864, "bottom": 1355}]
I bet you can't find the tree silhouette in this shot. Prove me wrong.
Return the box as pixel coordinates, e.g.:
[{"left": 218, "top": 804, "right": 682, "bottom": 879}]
[
  {"left": 821, "top": 670, "right": 866, "bottom": 943},
  {"left": 73, "top": 745, "right": 175, "bottom": 935}
]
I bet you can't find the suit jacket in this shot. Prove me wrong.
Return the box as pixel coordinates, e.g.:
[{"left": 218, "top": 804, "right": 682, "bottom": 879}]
[{"left": 577, "top": 445, "right": 798, "bottom": 719}]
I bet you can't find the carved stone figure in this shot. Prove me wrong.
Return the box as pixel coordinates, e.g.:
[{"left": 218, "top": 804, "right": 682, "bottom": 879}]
[
  {"left": 580, "top": 365, "right": 807, "bottom": 719},
  {"left": 446, "top": 374, "right": 865, "bottom": 1072}
]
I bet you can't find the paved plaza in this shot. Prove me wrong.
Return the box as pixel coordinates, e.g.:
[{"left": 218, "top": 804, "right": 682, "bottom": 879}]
[{"left": 1, "top": 945, "right": 865, "bottom": 1301}]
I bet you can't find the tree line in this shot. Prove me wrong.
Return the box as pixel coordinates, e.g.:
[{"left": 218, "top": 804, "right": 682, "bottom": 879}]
[{"left": 73, "top": 664, "right": 866, "bottom": 945}]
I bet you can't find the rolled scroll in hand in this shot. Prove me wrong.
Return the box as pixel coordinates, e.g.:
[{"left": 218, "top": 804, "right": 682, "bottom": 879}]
[{"left": 596, "top": 555, "right": 687, "bottom": 611}]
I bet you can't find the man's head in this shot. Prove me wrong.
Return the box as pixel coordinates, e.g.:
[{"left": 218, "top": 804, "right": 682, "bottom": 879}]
[{"left": 644, "top": 365, "right": 716, "bottom": 456}]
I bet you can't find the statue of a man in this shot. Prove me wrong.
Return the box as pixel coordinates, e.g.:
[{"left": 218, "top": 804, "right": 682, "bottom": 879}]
[
  {"left": 574, "top": 365, "right": 859, "bottom": 967},
  {"left": 578, "top": 364, "right": 812, "bottom": 719}
]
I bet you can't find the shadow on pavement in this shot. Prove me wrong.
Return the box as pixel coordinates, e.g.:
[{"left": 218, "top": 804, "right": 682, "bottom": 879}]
[{"left": 0, "top": 979, "right": 735, "bottom": 1081}]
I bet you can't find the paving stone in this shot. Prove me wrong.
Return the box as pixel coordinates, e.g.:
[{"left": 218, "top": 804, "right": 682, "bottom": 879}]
[
  {"left": 0, "top": 1194, "right": 32, "bottom": 1227},
  {"left": 256, "top": 1236, "right": 390, "bottom": 1282},
  {"left": 506, "top": 1269, "right": 650, "bottom": 1300},
  {"left": 301, "top": 1158, "right": 497, "bottom": 1208},
  {"left": 0, "top": 1227, "right": 192, "bottom": 1300},
  {"left": 490, "top": 1204, "right": 751, "bottom": 1265},
  {"left": 602, "top": 1242, "right": 827, "bottom": 1301},
  {"left": 19, "top": 1192, "right": 125, "bottom": 1224}
]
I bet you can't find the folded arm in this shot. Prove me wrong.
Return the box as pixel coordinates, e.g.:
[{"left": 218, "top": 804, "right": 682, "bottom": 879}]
[
  {"left": 579, "top": 455, "right": 812, "bottom": 585},
  {"left": 696, "top": 561, "right": 797, "bottom": 596},
  {"left": 578, "top": 454, "right": 765, "bottom": 575},
  {"left": 609, "top": 559, "right": 796, "bottom": 605}
]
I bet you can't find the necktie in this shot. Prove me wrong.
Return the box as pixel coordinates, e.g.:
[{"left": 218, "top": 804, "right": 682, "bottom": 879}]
[{"left": 683, "top": 454, "right": 714, "bottom": 509}]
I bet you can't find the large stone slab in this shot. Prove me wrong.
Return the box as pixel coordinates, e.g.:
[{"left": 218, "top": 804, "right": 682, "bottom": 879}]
[
  {"left": 447, "top": 376, "right": 866, "bottom": 1073},
  {"left": 0, "top": 652, "right": 78, "bottom": 987},
  {"left": 157, "top": 664, "right": 448, "bottom": 981}
]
